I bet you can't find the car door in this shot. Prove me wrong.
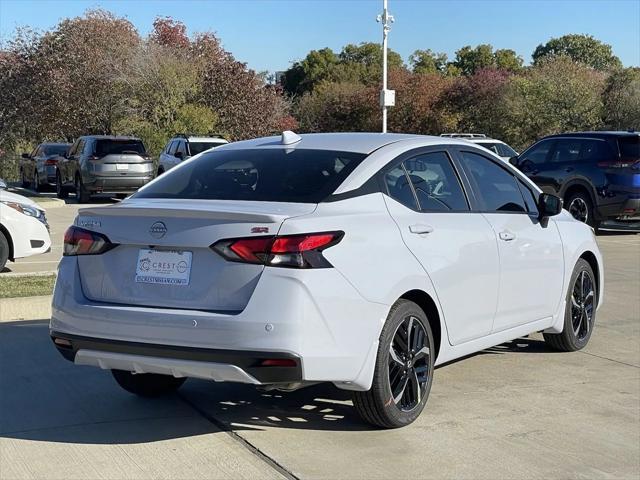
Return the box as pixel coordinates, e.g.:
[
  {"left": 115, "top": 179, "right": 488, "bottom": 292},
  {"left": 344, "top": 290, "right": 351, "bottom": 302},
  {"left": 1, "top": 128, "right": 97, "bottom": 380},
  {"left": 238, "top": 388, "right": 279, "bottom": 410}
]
[
  {"left": 456, "top": 149, "right": 564, "bottom": 332},
  {"left": 62, "top": 139, "right": 81, "bottom": 185},
  {"left": 382, "top": 148, "right": 500, "bottom": 345}
]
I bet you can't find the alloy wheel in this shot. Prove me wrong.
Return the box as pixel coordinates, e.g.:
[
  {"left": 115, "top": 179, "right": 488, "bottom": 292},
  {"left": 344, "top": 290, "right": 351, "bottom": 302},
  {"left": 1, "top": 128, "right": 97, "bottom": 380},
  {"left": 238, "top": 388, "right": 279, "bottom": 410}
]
[
  {"left": 388, "top": 315, "right": 430, "bottom": 412},
  {"left": 571, "top": 270, "right": 595, "bottom": 341},
  {"left": 568, "top": 197, "right": 588, "bottom": 223}
]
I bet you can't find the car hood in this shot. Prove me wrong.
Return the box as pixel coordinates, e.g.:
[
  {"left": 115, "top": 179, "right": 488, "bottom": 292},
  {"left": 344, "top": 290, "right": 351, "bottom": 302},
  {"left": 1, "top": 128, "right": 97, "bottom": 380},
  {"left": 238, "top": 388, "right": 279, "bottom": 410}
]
[{"left": 0, "top": 189, "right": 41, "bottom": 209}]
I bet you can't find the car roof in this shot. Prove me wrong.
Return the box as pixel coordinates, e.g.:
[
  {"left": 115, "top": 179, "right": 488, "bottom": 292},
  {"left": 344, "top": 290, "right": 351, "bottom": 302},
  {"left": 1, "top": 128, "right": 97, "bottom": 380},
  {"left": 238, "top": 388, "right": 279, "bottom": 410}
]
[
  {"left": 40, "top": 142, "right": 71, "bottom": 146},
  {"left": 466, "top": 138, "right": 502, "bottom": 144},
  {"left": 80, "top": 135, "right": 142, "bottom": 140},
  {"left": 545, "top": 131, "right": 639, "bottom": 139},
  {"left": 174, "top": 136, "right": 228, "bottom": 143},
  {"left": 217, "top": 132, "right": 475, "bottom": 155}
]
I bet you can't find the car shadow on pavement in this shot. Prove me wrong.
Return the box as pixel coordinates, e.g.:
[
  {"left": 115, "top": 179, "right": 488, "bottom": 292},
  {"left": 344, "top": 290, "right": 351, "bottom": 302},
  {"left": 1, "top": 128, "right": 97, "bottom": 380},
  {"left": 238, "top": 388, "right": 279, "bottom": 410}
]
[{"left": 0, "top": 320, "right": 373, "bottom": 447}]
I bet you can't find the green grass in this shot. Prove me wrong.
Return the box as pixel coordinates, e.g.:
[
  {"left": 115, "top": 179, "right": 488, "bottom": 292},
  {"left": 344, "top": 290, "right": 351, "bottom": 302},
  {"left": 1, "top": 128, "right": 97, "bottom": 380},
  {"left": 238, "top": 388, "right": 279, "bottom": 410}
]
[{"left": 0, "top": 274, "right": 56, "bottom": 298}]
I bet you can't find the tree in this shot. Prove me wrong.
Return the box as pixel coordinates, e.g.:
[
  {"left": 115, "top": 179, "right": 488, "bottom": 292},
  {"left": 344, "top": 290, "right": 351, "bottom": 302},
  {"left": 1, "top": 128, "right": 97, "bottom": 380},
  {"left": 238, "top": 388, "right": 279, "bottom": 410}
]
[
  {"left": 282, "top": 48, "right": 339, "bottom": 96},
  {"left": 602, "top": 68, "right": 640, "bottom": 130},
  {"left": 502, "top": 56, "right": 606, "bottom": 149},
  {"left": 409, "top": 49, "right": 448, "bottom": 74},
  {"left": 150, "top": 16, "right": 190, "bottom": 49},
  {"left": 533, "top": 34, "right": 622, "bottom": 71},
  {"left": 453, "top": 44, "right": 495, "bottom": 76},
  {"left": 494, "top": 49, "right": 523, "bottom": 72}
]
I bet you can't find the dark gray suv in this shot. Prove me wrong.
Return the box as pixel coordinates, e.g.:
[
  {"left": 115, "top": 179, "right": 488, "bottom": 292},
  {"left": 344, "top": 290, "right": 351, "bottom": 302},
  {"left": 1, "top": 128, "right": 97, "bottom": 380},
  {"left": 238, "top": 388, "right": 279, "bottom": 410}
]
[{"left": 56, "top": 136, "right": 153, "bottom": 202}]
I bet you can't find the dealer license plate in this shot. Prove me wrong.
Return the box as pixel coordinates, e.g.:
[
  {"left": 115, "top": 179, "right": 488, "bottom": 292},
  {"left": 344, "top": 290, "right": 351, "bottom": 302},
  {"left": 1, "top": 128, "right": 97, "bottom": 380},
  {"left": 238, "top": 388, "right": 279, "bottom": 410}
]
[{"left": 135, "top": 249, "right": 192, "bottom": 286}]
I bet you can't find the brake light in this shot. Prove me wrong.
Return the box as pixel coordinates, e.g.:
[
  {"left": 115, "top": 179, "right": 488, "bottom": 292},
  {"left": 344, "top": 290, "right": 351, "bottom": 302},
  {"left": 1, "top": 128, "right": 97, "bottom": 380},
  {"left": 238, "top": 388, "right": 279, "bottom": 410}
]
[
  {"left": 44, "top": 159, "right": 57, "bottom": 166},
  {"left": 63, "top": 226, "right": 117, "bottom": 256},
  {"left": 212, "top": 231, "right": 343, "bottom": 268}
]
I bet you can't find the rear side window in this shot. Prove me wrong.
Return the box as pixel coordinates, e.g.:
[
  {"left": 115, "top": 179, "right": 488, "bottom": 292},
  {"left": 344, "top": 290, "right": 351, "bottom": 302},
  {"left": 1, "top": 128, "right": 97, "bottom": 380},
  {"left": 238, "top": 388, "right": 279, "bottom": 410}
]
[
  {"left": 134, "top": 149, "right": 366, "bottom": 203},
  {"left": 460, "top": 151, "right": 527, "bottom": 213},
  {"left": 403, "top": 152, "right": 468, "bottom": 211},
  {"left": 95, "top": 139, "right": 146, "bottom": 156},
  {"left": 385, "top": 164, "right": 419, "bottom": 210},
  {"left": 619, "top": 136, "right": 640, "bottom": 159}
]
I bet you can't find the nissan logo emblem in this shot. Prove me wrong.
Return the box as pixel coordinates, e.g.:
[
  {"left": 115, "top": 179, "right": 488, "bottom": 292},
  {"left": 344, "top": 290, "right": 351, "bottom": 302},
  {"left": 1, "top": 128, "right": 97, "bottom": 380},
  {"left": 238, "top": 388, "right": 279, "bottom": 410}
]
[{"left": 149, "top": 221, "right": 167, "bottom": 239}]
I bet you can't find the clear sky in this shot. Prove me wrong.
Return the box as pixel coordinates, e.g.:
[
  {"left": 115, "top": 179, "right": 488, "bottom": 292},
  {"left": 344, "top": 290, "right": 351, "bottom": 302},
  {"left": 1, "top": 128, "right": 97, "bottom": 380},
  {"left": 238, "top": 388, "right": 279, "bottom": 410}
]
[{"left": 1, "top": 0, "right": 638, "bottom": 72}]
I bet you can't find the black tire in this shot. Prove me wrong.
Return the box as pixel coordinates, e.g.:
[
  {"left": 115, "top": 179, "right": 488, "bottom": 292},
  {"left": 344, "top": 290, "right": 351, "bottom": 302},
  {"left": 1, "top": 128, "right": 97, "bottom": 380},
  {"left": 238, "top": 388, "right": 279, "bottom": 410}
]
[
  {"left": 544, "top": 258, "right": 597, "bottom": 352},
  {"left": 20, "top": 169, "right": 29, "bottom": 189},
  {"left": 0, "top": 230, "right": 9, "bottom": 272},
  {"left": 352, "top": 299, "right": 435, "bottom": 428},
  {"left": 75, "top": 173, "right": 90, "bottom": 203},
  {"left": 565, "top": 191, "right": 597, "bottom": 229},
  {"left": 56, "top": 171, "right": 68, "bottom": 199},
  {"left": 111, "top": 370, "right": 186, "bottom": 397},
  {"left": 33, "top": 170, "right": 40, "bottom": 192}
]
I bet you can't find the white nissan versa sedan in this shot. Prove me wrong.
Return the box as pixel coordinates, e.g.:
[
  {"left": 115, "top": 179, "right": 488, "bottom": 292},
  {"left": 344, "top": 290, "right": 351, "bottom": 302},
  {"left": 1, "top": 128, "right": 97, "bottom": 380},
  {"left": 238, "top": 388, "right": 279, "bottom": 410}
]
[{"left": 50, "top": 132, "right": 603, "bottom": 428}]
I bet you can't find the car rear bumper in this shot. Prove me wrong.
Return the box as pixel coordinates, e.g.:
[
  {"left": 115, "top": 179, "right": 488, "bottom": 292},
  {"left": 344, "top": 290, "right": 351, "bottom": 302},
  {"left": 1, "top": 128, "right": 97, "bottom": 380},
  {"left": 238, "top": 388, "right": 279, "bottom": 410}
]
[
  {"left": 50, "top": 331, "right": 302, "bottom": 384},
  {"left": 84, "top": 175, "right": 153, "bottom": 193},
  {"left": 50, "top": 256, "right": 388, "bottom": 390}
]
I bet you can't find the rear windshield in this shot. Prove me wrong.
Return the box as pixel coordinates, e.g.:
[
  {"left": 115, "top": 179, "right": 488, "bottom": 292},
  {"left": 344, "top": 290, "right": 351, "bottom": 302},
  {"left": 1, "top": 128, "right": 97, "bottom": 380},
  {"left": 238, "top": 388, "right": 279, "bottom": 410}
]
[
  {"left": 134, "top": 148, "right": 366, "bottom": 203},
  {"left": 618, "top": 137, "right": 640, "bottom": 159},
  {"left": 44, "top": 144, "right": 70, "bottom": 156},
  {"left": 188, "top": 141, "right": 226, "bottom": 156},
  {"left": 95, "top": 139, "right": 146, "bottom": 156}
]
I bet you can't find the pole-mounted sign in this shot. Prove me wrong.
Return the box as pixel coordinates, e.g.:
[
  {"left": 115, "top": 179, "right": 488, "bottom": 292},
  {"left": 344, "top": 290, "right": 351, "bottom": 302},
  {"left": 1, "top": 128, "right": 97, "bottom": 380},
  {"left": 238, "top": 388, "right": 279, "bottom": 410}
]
[{"left": 377, "top": 0, "right": 395, "bottom": 133}]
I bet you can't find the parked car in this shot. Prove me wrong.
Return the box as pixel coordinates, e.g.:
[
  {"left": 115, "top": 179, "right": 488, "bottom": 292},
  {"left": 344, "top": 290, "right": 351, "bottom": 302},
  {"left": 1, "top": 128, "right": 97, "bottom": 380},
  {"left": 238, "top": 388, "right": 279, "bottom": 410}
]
[
  {"left": 19, "top": 142, "right": 71, "bottom": 192},
  {"left": 56, "top": 136, "right": 153, "bottom": 203},
  {"left": 440, "top": 133, "right": 518, "bottom": 161},
  {"left": 157, "top": 134, "right": 228, "bottom": 175},
  {"left": 0, "top": 179, "right": 51, "bottom": 271},
  {"left": 510, "top": 131, "right": 640, "bottom": 229},
  {"left": 50, "top": 132, "right": 602, "bottom": 428}
]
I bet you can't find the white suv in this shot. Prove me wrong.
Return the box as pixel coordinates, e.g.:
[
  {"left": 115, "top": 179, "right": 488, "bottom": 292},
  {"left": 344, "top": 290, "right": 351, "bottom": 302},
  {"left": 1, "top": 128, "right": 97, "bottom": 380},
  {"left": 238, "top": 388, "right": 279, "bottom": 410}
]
[
  {"left": 157, "top": 134, "right": 228, "bottom": 175},
  {"left": 440, "top": 134, "right": 517, "bottom": 161}
]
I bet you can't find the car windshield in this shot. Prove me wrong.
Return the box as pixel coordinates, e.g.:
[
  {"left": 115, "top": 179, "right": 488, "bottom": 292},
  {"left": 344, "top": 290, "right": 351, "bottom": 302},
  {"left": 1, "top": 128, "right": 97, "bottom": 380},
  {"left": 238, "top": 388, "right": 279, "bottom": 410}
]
[
  {"left": 44, "top": 144, "right": 70, "bottom": 156},
  {"left": 95, "top": 139, "right": 146, "bottom": 156},
  {"left": 134, "top": 148, "right": 366, "bottom": 203},
  {"left": 188, "top": 141, "right": 226, "bottom": 156},
  {"left": 619, "top": 137, "right": 640, "bottom": 159}
]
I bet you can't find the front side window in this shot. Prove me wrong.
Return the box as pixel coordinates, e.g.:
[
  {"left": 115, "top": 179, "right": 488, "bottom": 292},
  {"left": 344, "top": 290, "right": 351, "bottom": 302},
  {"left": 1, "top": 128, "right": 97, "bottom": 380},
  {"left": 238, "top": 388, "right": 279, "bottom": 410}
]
[
  {"left": 460, "top": 151, "right": 527, "bottom": 213},
  {"left": 520, "top": 139, "right": 553, "bottom": 166},
  {"left": 134, "top": 148, "right": 366, "bottom": 203},
  {"left": 175, "top": 141, "right": 187, "bottom": 157},
  {"left": 517, "top": 179, "right": 539, "bottom": 215},
  {"left": 403, "top": 152, "right": 468, "bottom": 211}
]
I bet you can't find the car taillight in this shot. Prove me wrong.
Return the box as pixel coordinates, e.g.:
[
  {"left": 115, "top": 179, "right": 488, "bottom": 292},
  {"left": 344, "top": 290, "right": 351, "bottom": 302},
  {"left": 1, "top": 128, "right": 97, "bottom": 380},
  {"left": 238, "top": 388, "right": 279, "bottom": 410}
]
[
  {"left": 44, "top": 159, "right": 57, "bottom": 166},
  {"left": 212, "top": 231, "right": 343, "bottom": 269},
  {"left": 63, "top": 226, "right": 117, "bottom": 256}
]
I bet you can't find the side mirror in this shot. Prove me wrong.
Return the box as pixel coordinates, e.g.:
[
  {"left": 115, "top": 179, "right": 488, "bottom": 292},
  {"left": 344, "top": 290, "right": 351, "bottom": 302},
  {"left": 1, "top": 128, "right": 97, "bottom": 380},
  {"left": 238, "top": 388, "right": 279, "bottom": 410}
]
[
  {"left": 508, "top": 156, "right": 519, "bottom": 166},
  {"left": 175, "top": 151, "right": 184, "bottom": 160},
  {"left": 538, "top": 193, "right": 563, "bottom": 219},
  {"left": 21, "top": 153, "right": 30, "bottom": 159},
  {"left": 0, "top": 178, "right": 7, "bottom": 190}
]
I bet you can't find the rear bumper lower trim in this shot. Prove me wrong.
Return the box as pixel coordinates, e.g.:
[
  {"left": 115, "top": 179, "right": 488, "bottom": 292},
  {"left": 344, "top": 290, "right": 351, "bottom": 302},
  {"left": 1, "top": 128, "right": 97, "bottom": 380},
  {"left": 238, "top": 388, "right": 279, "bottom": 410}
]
[{"left": 50, "top": 331, "right": 302, "bottom": 384}]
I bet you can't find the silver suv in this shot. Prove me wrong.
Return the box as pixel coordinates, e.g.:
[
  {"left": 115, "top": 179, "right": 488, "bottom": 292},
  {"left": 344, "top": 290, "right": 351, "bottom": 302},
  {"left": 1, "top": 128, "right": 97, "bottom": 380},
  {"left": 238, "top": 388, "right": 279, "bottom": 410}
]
[
  {"left": 56, "top": 136, "right": 153, "bottom": 202},
  {"left": 157, "top": 134, "right": 228, "bottom": 175}
]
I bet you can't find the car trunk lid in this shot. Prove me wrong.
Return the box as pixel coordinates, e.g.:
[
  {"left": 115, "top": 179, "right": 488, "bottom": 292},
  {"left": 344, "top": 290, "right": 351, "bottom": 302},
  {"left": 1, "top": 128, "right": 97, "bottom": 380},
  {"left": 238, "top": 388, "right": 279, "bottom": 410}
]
[{"left": 75, "top": 199, "right": 316, "bottom": 311}]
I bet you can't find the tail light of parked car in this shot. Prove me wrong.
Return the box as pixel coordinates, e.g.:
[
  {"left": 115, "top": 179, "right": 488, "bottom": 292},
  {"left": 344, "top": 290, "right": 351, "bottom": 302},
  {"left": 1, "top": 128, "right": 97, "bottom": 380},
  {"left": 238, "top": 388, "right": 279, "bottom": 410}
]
[
  {"left": 212, "top": 231, "right": 344, "bottom": 269},
  {"left": 63, "top": 226, "right": 117, "bottom": 256},
  {"left": 44, "top": 159, "right": 58, "bottom": 166}
]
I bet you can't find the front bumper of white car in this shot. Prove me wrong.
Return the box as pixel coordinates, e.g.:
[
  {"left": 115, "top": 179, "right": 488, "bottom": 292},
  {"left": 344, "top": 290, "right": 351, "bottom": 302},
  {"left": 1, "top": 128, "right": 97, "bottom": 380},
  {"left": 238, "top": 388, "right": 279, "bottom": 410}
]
[{"left": 50, "top": 256, "right": 389, "bottom": 391}]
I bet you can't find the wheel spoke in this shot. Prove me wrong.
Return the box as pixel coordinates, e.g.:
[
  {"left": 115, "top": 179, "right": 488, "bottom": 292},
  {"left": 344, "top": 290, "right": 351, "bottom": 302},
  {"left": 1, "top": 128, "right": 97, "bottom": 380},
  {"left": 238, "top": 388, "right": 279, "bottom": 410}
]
[
  {"left": 393, "top": 374, "right": 409, "bottom": 404},
  {"left": 412, "top": 346, "right": 430, "bottom": 365},
  {"left": 410, "top": 369, "right": 421, "bottom": 405},
  {"left": 389, "top": 345, "right": 403, "bottom": 367},
  {"left": 406, "top": 317, "right": 414, "bottom": 354}
]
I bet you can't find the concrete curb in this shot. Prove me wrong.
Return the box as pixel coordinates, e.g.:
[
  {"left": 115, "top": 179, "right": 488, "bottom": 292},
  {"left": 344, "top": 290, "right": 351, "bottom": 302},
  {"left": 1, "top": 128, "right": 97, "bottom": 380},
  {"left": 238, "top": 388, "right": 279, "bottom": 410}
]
[{"left": 0, "top": 295, "right": 51, "bottom": 322}]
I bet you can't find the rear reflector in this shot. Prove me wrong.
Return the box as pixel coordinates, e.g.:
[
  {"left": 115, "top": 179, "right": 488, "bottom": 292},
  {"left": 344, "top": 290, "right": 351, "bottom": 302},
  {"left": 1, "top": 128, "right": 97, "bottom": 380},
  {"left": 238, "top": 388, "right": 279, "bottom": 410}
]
[
  {"left": 260, "top": 359, "right": 297, "bottom": 367},
  {"left": 212, "top": 231, "right": 343, "bottom": 269},
  {"left": 63, "top": 226, "right": 117, "bottom": 256}
]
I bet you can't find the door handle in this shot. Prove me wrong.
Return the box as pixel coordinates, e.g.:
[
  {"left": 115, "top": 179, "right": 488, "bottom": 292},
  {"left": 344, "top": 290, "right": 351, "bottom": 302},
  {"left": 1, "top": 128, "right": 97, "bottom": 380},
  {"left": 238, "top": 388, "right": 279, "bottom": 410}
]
[
  {"left": 409, "top": 224, "right": 434, "bottom": 235},
  {"left": 499, "top": 231, "right": 516, "bottom": 241}
]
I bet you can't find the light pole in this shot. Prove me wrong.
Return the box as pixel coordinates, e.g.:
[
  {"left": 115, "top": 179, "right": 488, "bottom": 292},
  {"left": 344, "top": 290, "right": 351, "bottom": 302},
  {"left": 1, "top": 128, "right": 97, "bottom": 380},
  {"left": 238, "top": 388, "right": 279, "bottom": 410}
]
[{"left": 377, "top": 0, "right": 395, "bottom": 133}]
